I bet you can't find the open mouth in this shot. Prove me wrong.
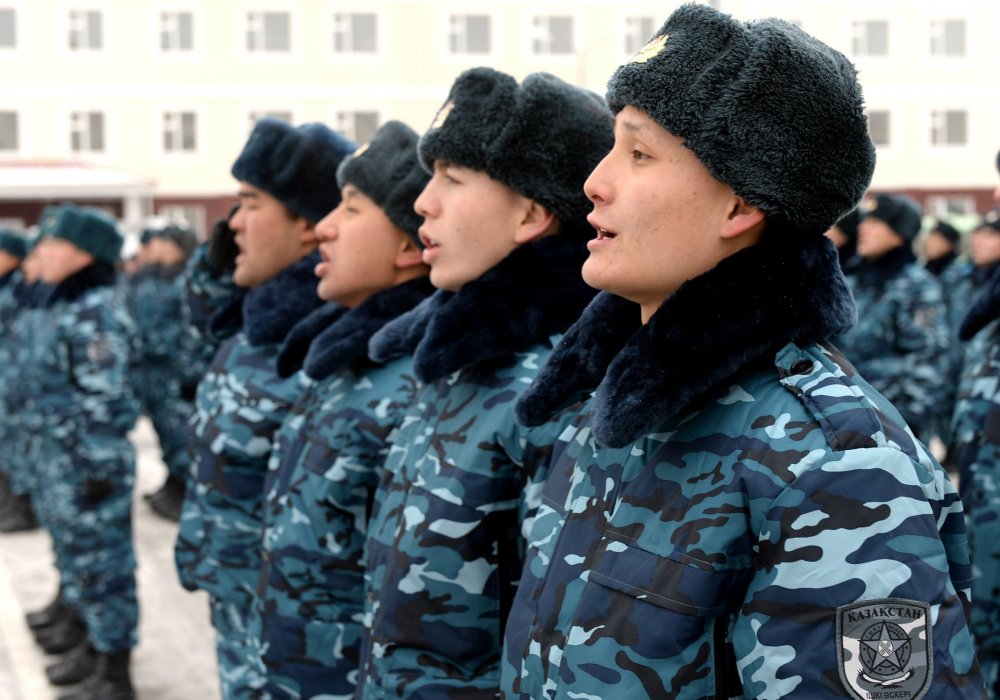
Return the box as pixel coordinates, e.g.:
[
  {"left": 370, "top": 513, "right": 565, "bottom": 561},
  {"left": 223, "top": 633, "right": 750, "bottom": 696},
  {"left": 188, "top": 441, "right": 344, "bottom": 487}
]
[
  {"left": 419, "top": 231, "right": 439, "bottom": 249},
  {"left": 595, "top": 227, "right": 617, "bottom": 240}
]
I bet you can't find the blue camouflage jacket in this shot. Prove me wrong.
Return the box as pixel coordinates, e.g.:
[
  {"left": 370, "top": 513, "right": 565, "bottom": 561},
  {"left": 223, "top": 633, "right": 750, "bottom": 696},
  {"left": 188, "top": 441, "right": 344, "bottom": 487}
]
[
  {"left": 503, "top": 235, "right": 983, "bottom": 699},
  {"left": 356, "top": 234, "right": 597, "bottom": 699},
  {"left": 24, "top": 265, "right": 140, "bottom": 483},
  {"left": 253, "top": 277, "right": 434, "bottom": 698},
  {"left": 949, "top": 267, "right": 1000, "bottom": 658},
  {"left": 174, "top": 252, "right": 324, "bottom": 597},
  {"left": 838, "top": 246, "right": 950, "bottom": 442}
]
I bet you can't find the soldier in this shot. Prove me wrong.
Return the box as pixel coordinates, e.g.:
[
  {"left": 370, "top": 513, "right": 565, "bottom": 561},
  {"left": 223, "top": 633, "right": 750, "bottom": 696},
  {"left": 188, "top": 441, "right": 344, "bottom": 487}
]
[
  {"left": 356, "top": 69, "right": 612, "bottom": 698},
  {"left": 837, "top": 193, "right": 951, "bottom": 443},
  {"left": 502, "top": 5, "right": 983, "bottom": 698},
  {"left": 127, "top": 221, "right": 199, "bottom": 520},
  {"left": 25, "top": 204, "right": 140, "bottom": 700},
  {"left": 0, "top": 228, "right": 33, "bottom": 532},
  {"left": 249, "top": 120, "right": 434, "bottom": 699},
  {"left": 173, "top": 119, "right": 354, "bottom": 700}
]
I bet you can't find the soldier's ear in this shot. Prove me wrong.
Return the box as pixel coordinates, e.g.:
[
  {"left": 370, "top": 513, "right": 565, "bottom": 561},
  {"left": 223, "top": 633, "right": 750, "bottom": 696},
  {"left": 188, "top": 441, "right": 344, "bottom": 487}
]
[
  {"left": 720, "top": 196, "right": 765, "bottom": 241},
  {"left": 395, "top": 236, "right": 425, "bottom": 270}
]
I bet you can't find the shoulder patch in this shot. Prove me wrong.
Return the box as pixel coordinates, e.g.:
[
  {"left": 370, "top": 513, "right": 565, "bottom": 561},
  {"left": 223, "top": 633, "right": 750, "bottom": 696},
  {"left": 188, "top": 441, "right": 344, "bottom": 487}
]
[{"left": 836, "top": 599, "right": 931, "bottom": 700}]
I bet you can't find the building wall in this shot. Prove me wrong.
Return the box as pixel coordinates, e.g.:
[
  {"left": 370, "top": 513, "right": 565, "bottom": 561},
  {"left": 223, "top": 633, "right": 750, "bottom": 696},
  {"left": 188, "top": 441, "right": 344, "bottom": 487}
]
[{"left": 1, "top": 0, "right": 997, "bottom": 225}]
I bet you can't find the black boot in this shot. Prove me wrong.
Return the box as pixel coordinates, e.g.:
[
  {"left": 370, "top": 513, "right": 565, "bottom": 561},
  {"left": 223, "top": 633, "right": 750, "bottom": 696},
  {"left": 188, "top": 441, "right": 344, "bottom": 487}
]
[
  {"left": 26, "top": 587, "right": 69, "bottom": 630},
  {"left": 46, "top": 638, "right": 96, "bottom": 686},
  {"left": 58, "top": 649, "right": 133, "bottom": 700},
  {"left": 36, "top": 614, "right": 87, "bottom": 655},
  {"left": 0, "top": 493, "right": 38, "bottom": 533},
  {"left": 149, "top": 475, "right": 185, "bottom": 522},
  {"left": 0, "top": 471, "right": 13, "bottom": 513}
]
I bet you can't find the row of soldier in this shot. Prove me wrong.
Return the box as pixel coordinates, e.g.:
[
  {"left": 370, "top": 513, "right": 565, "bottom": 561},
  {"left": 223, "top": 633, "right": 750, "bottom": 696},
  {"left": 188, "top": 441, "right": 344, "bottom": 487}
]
[{"left": 1, "top": 5, "right": 999, "bottom": 699}]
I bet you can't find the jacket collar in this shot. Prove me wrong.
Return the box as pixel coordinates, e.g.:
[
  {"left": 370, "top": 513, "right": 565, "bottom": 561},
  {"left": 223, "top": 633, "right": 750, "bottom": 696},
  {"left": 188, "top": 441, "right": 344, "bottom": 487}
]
[
  {"left": 516, "top": 234, "right": 857, "bottom": 447},
  {"left": 850, "top": 244, "right": 916, "bottom": 289},
  {"left": 960, "top": 264, "right": 1000, "bottom": 341},
  {"left": 369, "top": 232, "right": 597, "bottom": 382},
  {"left": 42, "top": 263, "right": 118, "bottom": 307},
  {"left": 208, "top": 251, "right": 325, "bottom": 347},
  {"left": 277, "top": 276, "right": 435, "bottom": 380}
]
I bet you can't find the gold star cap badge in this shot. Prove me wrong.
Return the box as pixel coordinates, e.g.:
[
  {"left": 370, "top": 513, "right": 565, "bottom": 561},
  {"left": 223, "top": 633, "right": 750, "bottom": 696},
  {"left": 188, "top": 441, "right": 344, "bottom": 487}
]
[
  {"left": 631, "top": 34, "right": 668, "bottom": 64},
  {"left": 430, "top": 100, "right": 454, "bottom": 130},
  {"left": 351, "top": 142, "right": 370, "bottom": 159}
]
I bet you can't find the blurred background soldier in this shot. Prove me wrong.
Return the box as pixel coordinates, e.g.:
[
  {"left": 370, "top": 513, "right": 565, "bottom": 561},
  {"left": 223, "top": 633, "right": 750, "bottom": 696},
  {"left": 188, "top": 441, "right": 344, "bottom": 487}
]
[
  {"left": 0, "top": 228, "right": 33, "bottom": 533},
  {"left": 823, "top": 206, "right": 860, "bottom": 270},
  {"left": 24, "top": 204, "right": 140, "bottom": 700},
  {"left": 837, "top": 193, "right": 951, "bottom": 444},
  {"left": 126, "top": 220, "right": 199, "bottom": 521}
]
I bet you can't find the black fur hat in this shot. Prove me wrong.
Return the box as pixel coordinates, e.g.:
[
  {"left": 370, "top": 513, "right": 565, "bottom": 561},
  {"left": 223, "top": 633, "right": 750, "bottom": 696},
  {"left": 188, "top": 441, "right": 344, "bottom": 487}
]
[
  {"left": 418, "top": 67, "right": 614, "bottom": 226},
  {"left": 0, "top": 229, "right": 27, "bottom": 259},
  {"left": 864, "top": 193, "right": 923, "bottom": 242},
  {"left": 606, "top": 4, "right": 875, "bottom": 236},
  {"left": 336, "top": 120, "right": 429, "bottom": 244},
  {"left": 41, "top": 204, "right": 123, "bottom": 265},
  {"left": 158, "top": 223, "right": 199, "bottom": 259},
  {"left": 231, "top": 118, "right": 356, "bottom": 224},
  {"left": 930, "top": 220, "right": 961, "bottom": 245},
  {"left": 977, "top": 209, "right": 1000, "bottom": 234}
]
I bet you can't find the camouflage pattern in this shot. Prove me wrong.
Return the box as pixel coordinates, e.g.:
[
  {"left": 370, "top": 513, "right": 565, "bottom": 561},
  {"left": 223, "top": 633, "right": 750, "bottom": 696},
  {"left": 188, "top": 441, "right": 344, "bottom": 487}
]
[
  {"left": 503, "top": 341, "right": 983, "bottom": 699},
  {"left": 185, "top": 243, "right": 243, "bottom": 349},
  {"left": 838, "top": 259, "right": 951, "bottom": 442},
  {"left": 174, "top": 252, "right": 321, "bottom": 700},
  {"left": 358, "top": 336, "right": 569, "bottom": 699},
  {"left": 0, "top": 269, "right": 22, "bottom": 480},
  {"left": 24, "top": 276, "right": 140, "bottom": 653},
  {"left": 252, "top": 354, "right": 420, "bottom": 699},
  {"left": 127, "top": 263, "right": 196, "bottom": 480}
]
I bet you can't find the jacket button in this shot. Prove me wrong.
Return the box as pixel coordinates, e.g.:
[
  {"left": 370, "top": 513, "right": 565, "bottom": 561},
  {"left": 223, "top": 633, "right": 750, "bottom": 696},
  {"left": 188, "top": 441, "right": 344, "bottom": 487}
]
[{"left": 789, "top": 359, "right": 813, "bottom": 375}]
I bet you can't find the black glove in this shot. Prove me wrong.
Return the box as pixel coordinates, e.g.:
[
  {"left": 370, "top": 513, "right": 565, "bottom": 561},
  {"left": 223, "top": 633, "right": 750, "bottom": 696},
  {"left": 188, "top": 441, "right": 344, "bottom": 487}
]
[
  {"left": 82, "top": 478, "right": 114, "bottom": 504},
  {"left": 207, "top": 206, "right": 240, "bottom": 271},
  {"left": 180, "top": 382, "right": 199, "bottom": 402}
]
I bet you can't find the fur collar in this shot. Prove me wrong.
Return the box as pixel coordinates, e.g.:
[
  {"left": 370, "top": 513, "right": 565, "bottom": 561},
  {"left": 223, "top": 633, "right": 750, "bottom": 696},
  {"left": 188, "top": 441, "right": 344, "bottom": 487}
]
[
  {"left": 42, "top": 263, "right": 118, "bottom": 307},
  {"left": 925, "top": 252, "right": 958, "bottom": 278},
  {"left": 850, "top": 244, "right": 916, "bottom": 290},
  {"left": 959, "top": 265, "right": 1000, "bottom": 341},
  {"left": 242, "top": 251, "right": 325, "bottom": 347},
  {"left": 276, "top": 302, "right": 347, "bottom": 378},
  {"left": 516, "top": 234, "right": 857, "bottom": 448},
  {"left": 369, "top": 232, "right": 597, "bottom": 382},
  {"left": 0, "top": 269, "right": 15, "bottom": 290},
  {"left": 302, "top": 277, "right": 434, "bottom": 381}
]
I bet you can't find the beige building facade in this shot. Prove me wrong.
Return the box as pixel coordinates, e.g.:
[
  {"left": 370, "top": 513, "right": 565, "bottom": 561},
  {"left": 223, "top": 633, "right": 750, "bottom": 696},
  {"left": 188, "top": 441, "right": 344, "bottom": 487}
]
[{"left": 0, "top": 0, "right": 997, "bottom": 235}]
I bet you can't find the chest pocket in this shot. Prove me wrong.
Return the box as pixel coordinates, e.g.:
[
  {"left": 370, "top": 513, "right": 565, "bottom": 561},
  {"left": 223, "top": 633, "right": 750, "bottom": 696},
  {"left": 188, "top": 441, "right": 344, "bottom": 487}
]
[{"left": 558, "top": 534, "right": 751, "bottom": 699}]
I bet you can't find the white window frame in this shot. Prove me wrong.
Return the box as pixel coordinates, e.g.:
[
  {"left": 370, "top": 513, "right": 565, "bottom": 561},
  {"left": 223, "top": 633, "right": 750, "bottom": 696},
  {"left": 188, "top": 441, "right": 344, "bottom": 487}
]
[
  {"left": 847, "top": 17, "right": 891, "bottom": 62},
  {"left": 238, "top": 3, "right": 299, "bottom": 62},
  {"left": 63, "top": 2, "right": 110, "bottom": 58},
  {"left": 151, "top": 2, "right": 202, "bottom": 61},
  {"left": 527, "top": 12, "right": 579, "bottom": 61},
  {"left": 332, "top": 108, "right": 381, "bottom": 145},
  {"left": 619, "top": 14, "right": 658, "bottom": 61},
  {"left": 65, "top": 106, "right": 112, "bottom": 160},
  {"left": 245, "top": 108, "right": 297, "bottom": 138},
  {"left": 928, "top": 108, "right": 970, "bottom": 150},
  {"left": 325, "top": 4, "right": 385, "bottom": 64},
  {"left": 0, "top": 106, "right": 20, "bottom": 155},
  {"left": 442, "top": 10, "right": 495, "bottom": 62},
  {"left": 66, "top": 105, "right": 111, "bottom": 154},
  {"left": 0, "top": 2, "right": 25, "bottom": 56},
  {"left": 160, "top": 108, "right": 200, "bottom": 156},
  {"left": 866, "top": 108, "right": 892, "bottom": 150},
  {"left": 928, "top": 18, "right": 966, "bottom": 58}
]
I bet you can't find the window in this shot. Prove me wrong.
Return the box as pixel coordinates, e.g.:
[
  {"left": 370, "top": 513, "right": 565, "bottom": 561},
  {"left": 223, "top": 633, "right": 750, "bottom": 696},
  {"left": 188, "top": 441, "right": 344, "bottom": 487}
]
[
  {"left": 335, "top": 110, "right": 378, "bottom": 144},
  {"left": 531, "top": 16, "right": 574, "bottom": 55},
  {"left": 926, "top": 195, "right": 975, "bottom": 219},
  {"left": 70, "top": 110, "right": 105, "bottom": 152},
  {"left": 930, "top": 110, "right": 967, "bottom": 147},
  {"left": 624, "top": 16, "right": 656, "bottom": 56},
  {"left": 246, "top": 11, "right": 289, "bottom": 52},
  {"left": 69, "top": 9, "right": 103, "bottom": 50},
  {"left": 160, "top": 11, "right": 194, "bottom": 51},
  {"left": 851, "top": 20, "right": 888, "bottom": 57},
  {"left": 448, "top": 14, "right": 490, "bottom": 54},
  {"left": 930, "top": 19, "right": 965, "bottom": 57},
  {"left": 0, "top": 111, "right": 17, "bottom": 151},
  {"left": 163, "top": 111, "right": 197, "bottom": 153},
  {"left": 867, "top": 110, "right": 890, "bottom": 147},
  {"left": 248, "top": 110, "right": 292, "bottom": 134},
  {"left": 333, "top": 12, "right": 376, "bottom": 53},
  {"left": 0, "top": 8, "right": 15, "bottom": 48}
]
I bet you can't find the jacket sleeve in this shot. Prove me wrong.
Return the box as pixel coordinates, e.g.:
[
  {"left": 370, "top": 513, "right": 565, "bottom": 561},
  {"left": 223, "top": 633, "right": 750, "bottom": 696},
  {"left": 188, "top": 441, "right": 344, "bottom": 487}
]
[
  {"left": 735, "top": 446, "right": 982, "bottom": 698},
  {"left": 184, "top": 244, "right": 240, "bottom": 339},
  {"left": 65, "top": 301, "right": 140, "bottom": 482}
]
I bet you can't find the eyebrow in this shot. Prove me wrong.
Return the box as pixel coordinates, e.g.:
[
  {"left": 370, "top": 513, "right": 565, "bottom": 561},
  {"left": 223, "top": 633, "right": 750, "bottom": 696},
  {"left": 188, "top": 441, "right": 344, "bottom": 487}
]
[
  {"left": 618, "top": 119, "right": 649, "bottom": 135},
  {"left": 237, "top": 189, "right": 259, "bottom": 200}
]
